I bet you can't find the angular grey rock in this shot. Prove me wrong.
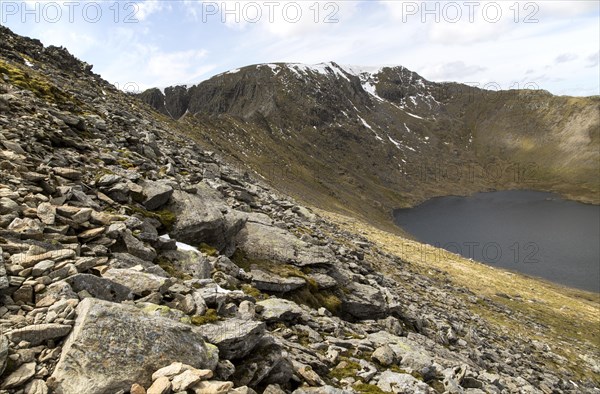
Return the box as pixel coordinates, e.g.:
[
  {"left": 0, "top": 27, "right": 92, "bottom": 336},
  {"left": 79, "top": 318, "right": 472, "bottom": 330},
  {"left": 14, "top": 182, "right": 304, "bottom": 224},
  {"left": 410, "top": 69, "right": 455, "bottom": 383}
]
[
  {"left": 102, "top": 268, "right": 171, "bottom": 296},
  {"left": 292, "top": 386, "right": 352, "bottom": 394},
  {"left": 25, "top": 379, "right": 49, "bottom": 394},
  {"left": 376, "top": 370, "right": 434, "bottom": 393},
  {"left": 141, "top": 180, "right": 174, "bottom": 210},
  {"left": 49, "top": 298, "right": 219, "bottom": 394},
  {"left": 36, "top": 202, "right": 56, "bottom": 225},
  {"left": 201, "top": 319, "right": 265, "bottom": 359},
  {"left": 168, "top": 187, "right": 245, "bottom": 252},
  {"left": 232, "top": 335, "right": 292, "bottom": 388},
  {"left": 342, "top": 281, "right": 388, "bottom": 320},
  {"left": 0, "top": 196, "right": 20, "bottom": 214},
  {"left": 8, "top": 217, "right": 44, "bottom": 236},
  {"left": 122, "top": 230, "right": 157, "bottom": 261},
  {"left": 235, "top": 222, "right": 333, "bottom": 267},
  {"left": 6, "top": 324, "right": 72, "bottom": 346},
  {"left": 0, "top": 246, "right": 8, "bottom": 290},
  {"left": 372, "top": 345, "right": 397, "bottom": 366},
  {"left": 0, "top": 334, "right": 8, "bottom": 376},
  {"left": 251, "top": 270, "right": 306, "bottom": 293},
  {"left": 65, "top": 274, "right": 133, "bottom": 302},
  {"left": 257, "top": 298, "right": 305, "bottom": 322},
  {"left": 10, "top": 249, "right": 76, "bottom": 268},
  {"left": 308, "top": 273, "right": 337, "bottom": 290},
  {"left": 0, "top": 361, "right": 36, "bottom": 389}
]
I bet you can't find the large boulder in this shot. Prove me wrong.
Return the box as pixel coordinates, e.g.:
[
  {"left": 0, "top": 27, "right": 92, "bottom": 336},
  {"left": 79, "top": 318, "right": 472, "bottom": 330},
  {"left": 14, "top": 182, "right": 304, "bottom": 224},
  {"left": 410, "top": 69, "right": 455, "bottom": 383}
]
[
  {"left": 257, "top": 298, "right": 305, "bottom": 323},
  {"left": 376, "top": 370, "right": 435, "bottom": 393},
  {"left": 168, "top": 186, "right": 246, "bottom": 253},
  {"left": 235, "top": 222, "right": 334, "bottom": 267},
  {"left": 65, "top": 274, "right": 133, "bottom": 302},
  {"left": 201, "top": 319, "right": 266, "bottom": 359},
  {"left": 342, "top": 282, "right": 388, "bottom": 320},
  {"left": 232, "top": 335, "right": 293, "bottom": 388},
  {"left": 48, "top": 298, "right": 219, "bottom": 394},
  {"left": 139, "top": 180, "right": 173, "bottom": 210},
  {"left": 250, "top": 270, "right": 306, "bottom": 293},
  {"left": 102, "top": 268, "right": 171, "bottom": 296}
]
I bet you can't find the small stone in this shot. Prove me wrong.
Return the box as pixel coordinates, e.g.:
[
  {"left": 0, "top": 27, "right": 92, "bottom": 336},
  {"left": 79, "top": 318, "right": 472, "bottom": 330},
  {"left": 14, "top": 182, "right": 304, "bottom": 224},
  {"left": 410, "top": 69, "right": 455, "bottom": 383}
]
[
  {"left": 190, "top": 380, "right": 234, "bottom": 394},
  {"left": 7, "top": 324, "right": 72, "bottom": 346},
  {"left": 25, "top": 379, "right": 49, "bottom": 394},
  {"left": 372, "top": 345, "right": 397, "bottom": 366},
  {"left": 152, "top": 362, "right": 188, "bottom": 381},
  {"left": 130, "top": 383, "right": 146, "bottom": 394},
  {"left": 97, "top": 174, "right": 121, "bottom": 187},
  {"left": 171, "top": 370, "right": 202, "bottom": 392},
  {"left": 147, "top": 376, "right": 171, "bottom": 394},
  {"left": 54, "top": 167, "right": 82, "bottom": 180},
  {"left": 78, "top": 227, "right": 105, "bottom": 240},
  {"left": 32, "top": 260, "right": 55, "bottom": 277},
  {"left": 36, "top": 203, "right": 56, "bottom": 225},
  {"left": 0, "top": 197, "right": 19, "bottom": 215},
  {"left": 8, "top": 217, "right": 44, "bottom": 235},
  {"left": 0, "top": 361, "right": 36, "bottom": 389},
  {"left": 13, "top": 284, "right": 34, "bottom": 303}
]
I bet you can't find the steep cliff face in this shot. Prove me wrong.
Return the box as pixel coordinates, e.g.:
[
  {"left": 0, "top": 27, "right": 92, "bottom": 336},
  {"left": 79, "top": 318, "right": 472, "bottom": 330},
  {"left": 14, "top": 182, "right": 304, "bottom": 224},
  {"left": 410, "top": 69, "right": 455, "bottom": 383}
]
[{"left": 140, "top": 62, "right": 599, "bottom": 225}]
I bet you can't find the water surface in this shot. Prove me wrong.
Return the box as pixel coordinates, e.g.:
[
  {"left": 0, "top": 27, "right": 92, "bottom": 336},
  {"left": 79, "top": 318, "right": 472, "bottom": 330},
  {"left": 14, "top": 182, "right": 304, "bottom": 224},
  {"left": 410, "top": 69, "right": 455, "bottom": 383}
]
[{"left": 393, "top": 190, "right": 600, "bottom": 292}]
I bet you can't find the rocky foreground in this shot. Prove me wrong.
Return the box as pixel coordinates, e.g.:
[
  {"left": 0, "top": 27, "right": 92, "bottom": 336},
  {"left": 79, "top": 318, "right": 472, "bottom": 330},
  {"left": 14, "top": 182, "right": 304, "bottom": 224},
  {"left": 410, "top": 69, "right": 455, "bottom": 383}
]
[{"left": 0, "top": 26, "right": 598, "bottom": 394}]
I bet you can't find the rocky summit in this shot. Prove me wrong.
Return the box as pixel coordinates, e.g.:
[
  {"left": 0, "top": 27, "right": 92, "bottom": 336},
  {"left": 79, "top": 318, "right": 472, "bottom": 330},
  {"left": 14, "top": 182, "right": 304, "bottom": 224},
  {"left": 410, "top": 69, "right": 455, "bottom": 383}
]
[{"left": 0, "top": 25, "right": 599, "bottom": 394}]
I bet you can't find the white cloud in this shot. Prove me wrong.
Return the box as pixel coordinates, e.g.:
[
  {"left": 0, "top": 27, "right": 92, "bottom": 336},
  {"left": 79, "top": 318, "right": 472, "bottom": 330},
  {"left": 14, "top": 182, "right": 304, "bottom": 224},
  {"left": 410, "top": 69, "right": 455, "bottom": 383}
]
[
  {"left": 421, "top": 61, "right": 487, "bottom": 80},
  {"left": 134, "top": 0, "right": 171, "bottom": 21},
  {"left": 554, "top": 53, "right": 577, "bottom": 64}
]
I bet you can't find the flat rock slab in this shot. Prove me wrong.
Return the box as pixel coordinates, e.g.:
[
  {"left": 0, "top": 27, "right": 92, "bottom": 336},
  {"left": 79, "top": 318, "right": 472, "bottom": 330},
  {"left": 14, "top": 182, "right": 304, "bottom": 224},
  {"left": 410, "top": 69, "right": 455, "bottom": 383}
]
[
  {"left": 102, "top": 268, "right": 171, "bottom": 296},
  {"left": 257, "top": 299, "right": 305, "bottom": 322},
  {"left": 235, "top": 222, "right": 334, "bottom": 267},
  {"left": 376, "top": 370, "right": 435, "bottom": 393},
  {"left": 6, "top": 323, "right": 72, "bottom": 346},
  {"left": 49, "top": 298, "right": 219, "bottom": 394},
  {"left": 201, "top": 319, "right": 265, "bottom": 360},
  {"left": 250, "top": 270, "right": 306, "bottom": 293}
]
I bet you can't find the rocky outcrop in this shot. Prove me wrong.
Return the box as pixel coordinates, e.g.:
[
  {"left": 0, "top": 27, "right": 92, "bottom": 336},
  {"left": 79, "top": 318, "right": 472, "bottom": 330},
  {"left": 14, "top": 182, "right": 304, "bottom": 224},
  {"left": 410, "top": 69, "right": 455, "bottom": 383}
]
[
  {"left": 168, "top": 187, "right": 246, "bottom": 254},
  {"left": 235, "top": 222, "right": 334, "bottom": 267},
  {"left": 49, "top": 298, "right": 219, "bottom": 394},
  {"left": 201, "top": 319, "right": 266, "bottom": 359}
]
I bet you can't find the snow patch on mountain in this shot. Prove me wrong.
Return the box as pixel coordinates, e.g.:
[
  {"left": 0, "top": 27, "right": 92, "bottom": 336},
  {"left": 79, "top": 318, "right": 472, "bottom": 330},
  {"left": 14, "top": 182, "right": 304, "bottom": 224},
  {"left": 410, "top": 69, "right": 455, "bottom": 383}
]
[{"left": 358, "top": 116, "right": 384, "bottom": 142}]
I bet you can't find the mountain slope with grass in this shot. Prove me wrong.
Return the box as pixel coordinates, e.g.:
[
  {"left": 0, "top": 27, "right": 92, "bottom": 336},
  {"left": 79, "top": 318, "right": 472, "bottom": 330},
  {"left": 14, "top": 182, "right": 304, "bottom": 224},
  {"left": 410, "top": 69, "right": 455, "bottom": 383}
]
[
  {"left": 0, "top": 26, "right": 599, "bottom": 394},
  {"left": 140, "top": 62, "right": 600, "bottom": 228}
]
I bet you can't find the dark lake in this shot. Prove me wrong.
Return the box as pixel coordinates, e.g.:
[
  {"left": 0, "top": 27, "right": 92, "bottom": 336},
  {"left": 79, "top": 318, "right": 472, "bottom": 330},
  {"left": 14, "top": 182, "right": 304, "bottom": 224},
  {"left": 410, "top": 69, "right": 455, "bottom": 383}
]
[{"left": 393, "top": 190, "right": 600, "bottom": 292}]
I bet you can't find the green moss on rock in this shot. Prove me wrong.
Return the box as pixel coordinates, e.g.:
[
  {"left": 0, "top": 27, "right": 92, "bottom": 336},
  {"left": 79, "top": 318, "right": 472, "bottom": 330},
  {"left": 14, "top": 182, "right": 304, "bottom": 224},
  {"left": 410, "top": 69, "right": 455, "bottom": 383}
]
[{"left": 190, "top": 309, "right": 219, "bottom": 325}]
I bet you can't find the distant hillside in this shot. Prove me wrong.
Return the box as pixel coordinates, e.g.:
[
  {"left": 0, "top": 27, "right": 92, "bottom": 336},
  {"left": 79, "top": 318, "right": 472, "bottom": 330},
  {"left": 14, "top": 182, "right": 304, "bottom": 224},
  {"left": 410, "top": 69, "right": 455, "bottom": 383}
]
[{"left": 139, "top": 62, "right": 600, "bottom": 227}]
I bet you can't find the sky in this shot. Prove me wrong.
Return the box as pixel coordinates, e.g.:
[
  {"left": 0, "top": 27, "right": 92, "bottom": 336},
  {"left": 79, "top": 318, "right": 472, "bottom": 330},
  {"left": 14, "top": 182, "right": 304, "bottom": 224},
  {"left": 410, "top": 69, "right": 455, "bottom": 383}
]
[{"left": 1, "top": 0, "right": 599, "bottom": 96}]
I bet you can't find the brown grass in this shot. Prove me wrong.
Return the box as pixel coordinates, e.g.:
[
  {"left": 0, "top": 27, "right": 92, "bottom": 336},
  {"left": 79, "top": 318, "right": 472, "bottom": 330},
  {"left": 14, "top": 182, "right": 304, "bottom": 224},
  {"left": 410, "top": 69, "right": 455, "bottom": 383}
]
[{"left": 316, "top": 208, "right": 600, "bottom": 382}]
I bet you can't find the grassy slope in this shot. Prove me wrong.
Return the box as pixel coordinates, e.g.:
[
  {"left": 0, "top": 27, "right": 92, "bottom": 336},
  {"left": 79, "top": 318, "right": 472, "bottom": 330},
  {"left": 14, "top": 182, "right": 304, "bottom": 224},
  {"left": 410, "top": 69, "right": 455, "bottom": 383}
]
[{"left": 317, "top": 209, "right": 600, "bottom": 384}]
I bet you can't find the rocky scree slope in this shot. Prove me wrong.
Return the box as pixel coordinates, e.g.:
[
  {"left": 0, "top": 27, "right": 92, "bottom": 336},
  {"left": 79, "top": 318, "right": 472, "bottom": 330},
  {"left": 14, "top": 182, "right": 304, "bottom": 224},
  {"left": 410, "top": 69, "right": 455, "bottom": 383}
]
[
  {"left": 0, "top": 26, "right": 599, "bottom": 393},
  {"left": 140, "top": 63, "right": 600, "bottom": 226}
]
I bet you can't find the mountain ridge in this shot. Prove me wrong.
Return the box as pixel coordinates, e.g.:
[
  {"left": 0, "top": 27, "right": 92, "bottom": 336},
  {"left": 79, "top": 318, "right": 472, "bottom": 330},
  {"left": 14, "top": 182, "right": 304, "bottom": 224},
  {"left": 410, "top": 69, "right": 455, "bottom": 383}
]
[{"left": 139, "top": 61, "right": 599, "bottom": 228}]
